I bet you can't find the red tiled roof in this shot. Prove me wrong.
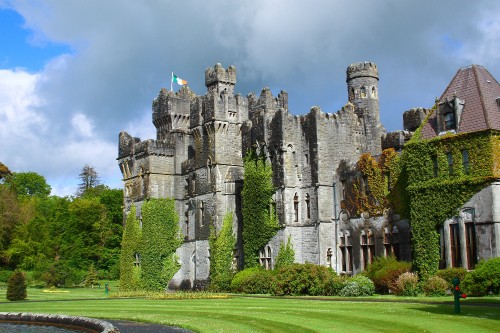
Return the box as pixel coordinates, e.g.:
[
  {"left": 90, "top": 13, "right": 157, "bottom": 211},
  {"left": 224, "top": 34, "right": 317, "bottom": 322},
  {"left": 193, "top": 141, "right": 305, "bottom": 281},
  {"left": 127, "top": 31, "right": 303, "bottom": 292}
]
[{"left": 421, "top": 65, "right": 500, "bottom": 139}]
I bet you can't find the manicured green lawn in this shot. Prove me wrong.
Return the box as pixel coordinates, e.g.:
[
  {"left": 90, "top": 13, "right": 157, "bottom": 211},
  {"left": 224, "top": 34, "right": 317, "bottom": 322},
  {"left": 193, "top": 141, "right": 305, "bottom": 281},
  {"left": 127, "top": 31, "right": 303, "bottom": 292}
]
[{"left": 1, "top": 286, "right": 499, "bottom": 332}]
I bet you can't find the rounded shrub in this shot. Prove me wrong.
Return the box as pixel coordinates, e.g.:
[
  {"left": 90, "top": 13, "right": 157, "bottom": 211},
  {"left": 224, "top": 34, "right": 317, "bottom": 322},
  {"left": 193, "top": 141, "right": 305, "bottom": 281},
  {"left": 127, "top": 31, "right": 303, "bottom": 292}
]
[
  {"left": 339, "top": 275, "right": 375, "bottom": 297},
  {"left": 435, "top": 267, "right": 467, "bottom": 290},
  {"left": 364, "top": 256, "right": 412, "bottom": 293},
  {"left": 462, "top": 257, "right": 500, "bottom": 296},
  {"left": 7, "top": 270, "right": 27, "bottom": 301},
  {"left": 231, "top": 268, "right": 274, "bottom": 294},
  {"left": 324, "top": 275, "right": 348, "bottom": 296},
  {"left": 394, "top": 272, "right": 419, "bottom": 296},
  {"left": 270, "top": 263, "right": 335, "bottom": 296},
  {"left": 423, "top": 275, "right": 448, "bottom": 296}
]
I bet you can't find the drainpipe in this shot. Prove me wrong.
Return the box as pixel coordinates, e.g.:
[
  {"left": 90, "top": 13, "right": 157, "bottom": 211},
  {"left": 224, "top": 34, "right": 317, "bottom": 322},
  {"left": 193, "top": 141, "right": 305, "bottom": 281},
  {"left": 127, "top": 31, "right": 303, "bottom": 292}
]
[{"left": 333, "top": 182, "right": 338, "bottom": 271}]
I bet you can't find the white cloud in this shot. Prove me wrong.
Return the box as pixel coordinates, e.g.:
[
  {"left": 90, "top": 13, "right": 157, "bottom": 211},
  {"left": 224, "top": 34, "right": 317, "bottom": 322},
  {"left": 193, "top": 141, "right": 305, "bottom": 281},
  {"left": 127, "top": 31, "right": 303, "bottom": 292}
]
[
  {"left": 71, "top": 113, "right": 94, "bottom": 137},
  {"left": 1, "top": 0, "right": 500, "bottom": 195}
]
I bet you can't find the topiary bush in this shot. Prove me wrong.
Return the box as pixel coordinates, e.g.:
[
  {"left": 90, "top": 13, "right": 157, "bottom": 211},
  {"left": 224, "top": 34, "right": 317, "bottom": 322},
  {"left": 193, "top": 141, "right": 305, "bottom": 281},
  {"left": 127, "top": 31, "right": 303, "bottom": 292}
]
[
  {"left": 7, "top": 270, "right": 27, "bottom": 301},
  {"left": 435, "top": 267, "right": 467, "bottom": 290},
  {"left": 339, "top": 275, "right": 375, "bottom": 297},
  {"left": 230, "top": 267, "right": 274, "bottom": 294},
  {"left": 423, "top": 275, "right": 448, "bottom": 297},
  {"left": 394, "top": 272, "right": 419, "bottom": 296},
  {"left": 270, "top": 263, "right": 335, "bottom": 296},
  {"left": 462, "top": 257, "right": 500, "bottom": 296},
  {"left": 364, "top": 256, "right": 412, "bottom": 293}
]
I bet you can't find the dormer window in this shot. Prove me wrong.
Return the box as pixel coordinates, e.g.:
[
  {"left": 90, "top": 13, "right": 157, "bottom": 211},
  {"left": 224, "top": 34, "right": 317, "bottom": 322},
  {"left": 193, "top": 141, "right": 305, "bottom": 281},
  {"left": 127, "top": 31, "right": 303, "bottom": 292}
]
[{"left": 444, "top": 111, "right": 456, "bottom": 131}]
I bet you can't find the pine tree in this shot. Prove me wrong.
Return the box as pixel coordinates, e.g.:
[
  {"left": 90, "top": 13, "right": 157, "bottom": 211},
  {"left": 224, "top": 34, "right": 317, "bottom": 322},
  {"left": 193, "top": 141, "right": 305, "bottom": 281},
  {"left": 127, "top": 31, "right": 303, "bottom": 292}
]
[
  {"left": 77, "top": 164, "right": 101, "bottom": 196},
  {"left": 7, "top": 270, "right": 27, "bottom": 301}
]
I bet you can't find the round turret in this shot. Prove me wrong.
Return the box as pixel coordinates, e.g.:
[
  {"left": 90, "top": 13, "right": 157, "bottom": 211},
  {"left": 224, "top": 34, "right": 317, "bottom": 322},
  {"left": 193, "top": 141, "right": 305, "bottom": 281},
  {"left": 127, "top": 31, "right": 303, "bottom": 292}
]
[{"left": 346, "top": 62, "right": 379, "bottom": 81}]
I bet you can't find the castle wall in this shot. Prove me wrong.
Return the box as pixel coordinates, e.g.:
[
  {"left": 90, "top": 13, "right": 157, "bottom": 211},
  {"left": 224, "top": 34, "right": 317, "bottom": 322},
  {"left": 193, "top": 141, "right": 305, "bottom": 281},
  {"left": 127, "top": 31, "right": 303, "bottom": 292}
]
[{"left": 119, "top": 62, "right": 396, "bottom": 289}]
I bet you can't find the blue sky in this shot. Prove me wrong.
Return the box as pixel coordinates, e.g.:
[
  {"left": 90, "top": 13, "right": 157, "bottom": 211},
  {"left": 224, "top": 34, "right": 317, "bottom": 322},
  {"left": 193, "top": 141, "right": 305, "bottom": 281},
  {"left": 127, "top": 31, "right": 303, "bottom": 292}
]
[
  {"left": 0, "top": 8, "right": 70, "bottom": 71},
  {"left": 0, "top": 0, "right": 499, "bottom": 196}
]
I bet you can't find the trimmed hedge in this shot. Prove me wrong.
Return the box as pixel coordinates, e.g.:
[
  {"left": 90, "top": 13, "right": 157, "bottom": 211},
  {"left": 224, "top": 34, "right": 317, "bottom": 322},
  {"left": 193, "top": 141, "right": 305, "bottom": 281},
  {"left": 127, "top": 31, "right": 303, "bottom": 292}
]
[
  {"left": 462, "top": 257, "right": 500, "bottom": 296},
  {"left": 270, "top": 263, "right": 335, "bottom": 296},
  {"left": 230, "top": 268, "right": 274, "bottom": 294},
  {"left": 339, "top": 275, "right": 375, "bottom": 297}
]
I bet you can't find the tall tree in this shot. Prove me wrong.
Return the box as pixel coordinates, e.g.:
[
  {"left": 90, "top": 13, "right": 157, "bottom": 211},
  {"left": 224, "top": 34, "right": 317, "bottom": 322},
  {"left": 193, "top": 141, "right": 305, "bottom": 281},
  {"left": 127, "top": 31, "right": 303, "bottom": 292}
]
[
  {"left": 77, "top": 164, "right": 101, "bottom": 196},
  {"left": 5, "top": 172, "right": 51, "bottom": 198}
]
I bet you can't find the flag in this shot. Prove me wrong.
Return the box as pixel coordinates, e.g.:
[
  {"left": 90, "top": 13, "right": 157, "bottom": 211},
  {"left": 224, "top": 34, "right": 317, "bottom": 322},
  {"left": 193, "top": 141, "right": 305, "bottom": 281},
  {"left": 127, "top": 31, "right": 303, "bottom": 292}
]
[{"left": 172, "top": 73, "right": 187, "bottom": 86}]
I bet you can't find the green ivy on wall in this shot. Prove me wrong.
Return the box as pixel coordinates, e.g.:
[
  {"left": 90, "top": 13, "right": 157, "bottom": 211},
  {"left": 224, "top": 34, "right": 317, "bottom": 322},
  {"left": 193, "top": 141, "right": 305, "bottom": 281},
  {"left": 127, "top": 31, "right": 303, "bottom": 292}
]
[
  {"left": 343, "top": 148, "right": 403, "bottom": 217},
  {"left": 119, "top": 205, "right": 142, "bottom": 291},
  {"left": 241, "top": 150, "right": 280, "bottom": 268},
  {"left": 140, "top": 198, "right": 182, "bottom": 291},
  {"left": 209, "top": 211, "right": 236, "bottom": 291},
  {"left": 401, "top": 127, "right": 498, "bottom": 279}
]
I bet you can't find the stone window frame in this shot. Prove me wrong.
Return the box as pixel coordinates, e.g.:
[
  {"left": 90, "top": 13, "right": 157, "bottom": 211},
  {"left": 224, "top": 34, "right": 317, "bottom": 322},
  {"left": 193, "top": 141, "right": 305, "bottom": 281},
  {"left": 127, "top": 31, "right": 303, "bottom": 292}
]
[
  {"left": 371, "top": 86, "right": 377, "bottom": 98},
  {"left": 293, "top": 192, "right": 299, "bottom": 222},
  {"left": 305, "top": 193, "right": 311, "bottom": 220},
  {"left": 360, "top": 229, "right": 375, "bottom": 269},
  {"left": 259, "top": 245, "right": 272, "bottom": 270},
  {"left": 360, "top": 86, "right": 367, "bottom": 98},
  {"left": 339, "top": 230, "right": 353, "bottom": 273}
]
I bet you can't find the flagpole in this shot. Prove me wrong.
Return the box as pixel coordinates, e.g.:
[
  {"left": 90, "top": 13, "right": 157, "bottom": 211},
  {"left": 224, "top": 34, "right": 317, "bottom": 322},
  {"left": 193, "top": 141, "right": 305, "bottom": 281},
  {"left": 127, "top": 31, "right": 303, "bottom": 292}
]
[{"left": 170, "top": 72, "right": 173, "bottom": 92}]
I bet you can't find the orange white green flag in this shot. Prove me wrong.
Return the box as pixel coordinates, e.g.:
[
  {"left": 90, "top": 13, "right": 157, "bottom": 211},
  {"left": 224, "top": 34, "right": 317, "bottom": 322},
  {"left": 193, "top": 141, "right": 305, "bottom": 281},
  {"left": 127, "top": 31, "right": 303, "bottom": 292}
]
[{"left": 171, "top": 73, "right": 187, "bottom": 91}]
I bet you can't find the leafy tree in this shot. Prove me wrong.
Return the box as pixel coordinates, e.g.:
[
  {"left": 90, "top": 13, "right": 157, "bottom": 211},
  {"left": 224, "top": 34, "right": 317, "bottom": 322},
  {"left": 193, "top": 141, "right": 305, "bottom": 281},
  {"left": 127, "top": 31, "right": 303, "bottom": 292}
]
[
  {"left": 120, "top": 205, "right": 142, "bottom": 291},
  {"left": 77, "top": 164, "right": 101, "bottom": 196},
  {"left": 6, "top": 269, "right": 27, "bottom": 301},
  {"left": 209, "top": 212, "right": 236, "bottom": 291},
  {"left": 5, "top": 172, "right": 51, "bottom": 198},
  {"left": 140, "top": 198, "right": 182, "bottom": 291},
  {"left": 241, "top": 150, "right": 280, "bottom": 267},
  {"left": 0, "top": 162, "right": 11, "bottom": 181}
]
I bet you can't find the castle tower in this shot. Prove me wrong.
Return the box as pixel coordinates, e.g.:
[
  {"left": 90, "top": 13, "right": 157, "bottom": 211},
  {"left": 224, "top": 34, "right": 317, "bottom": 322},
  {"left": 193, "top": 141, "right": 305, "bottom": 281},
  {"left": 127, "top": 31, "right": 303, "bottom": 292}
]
[
  {"left": 205, "top": 63, "right": 236, "bottom": 95},
  {"left": 346, "top": 62, "right": 384, "bottom": 155}
]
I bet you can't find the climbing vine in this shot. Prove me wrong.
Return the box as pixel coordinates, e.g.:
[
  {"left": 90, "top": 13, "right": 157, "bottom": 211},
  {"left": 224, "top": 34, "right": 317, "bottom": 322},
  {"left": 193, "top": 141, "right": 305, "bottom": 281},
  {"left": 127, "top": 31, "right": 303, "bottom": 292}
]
[
  {"left": 140, "top": 198, "right": 182, "bottom": 291},
  {"left": 119, "top": 205, "right": 142, "bottom": 291},
  {"left": 241, "top": 150, "right": 280, "bottom": 268},
  {"left": 402, "top": 126, "right": 498, "bottom": 279},
  {"left": 209, "top": 211, "right": 236, "bottom": 291},
  {"left": 342, "top": 148, "right": 403, "bottom": 217}
]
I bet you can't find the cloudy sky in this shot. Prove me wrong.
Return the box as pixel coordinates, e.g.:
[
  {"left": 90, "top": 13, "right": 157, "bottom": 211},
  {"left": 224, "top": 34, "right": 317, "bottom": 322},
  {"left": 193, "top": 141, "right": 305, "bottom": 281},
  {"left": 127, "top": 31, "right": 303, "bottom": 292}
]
[{"left": 1, "top": 0, "right": 499, "bottom": 196}]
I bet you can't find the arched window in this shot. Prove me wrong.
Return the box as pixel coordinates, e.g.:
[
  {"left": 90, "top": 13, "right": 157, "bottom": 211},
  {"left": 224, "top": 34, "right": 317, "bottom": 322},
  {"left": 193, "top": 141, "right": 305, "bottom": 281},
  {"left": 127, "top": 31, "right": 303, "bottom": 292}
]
[
  {"left": 259, "top": 246, "right": 272, "bottom": 270},
  {"left": 349, "top": 87, "right": 355, "bottom": 100},
  {"left": 339, "top": 230, "right": 353, "bottom": 273},
  {"left": 371, "top": 86, "right": 377, "bottom": 98},
  {"left": 305, "top": 193, "right": 311, "bottom": 220},
  {"left": 293, "top": 193, "right": 299, "bottom": 222},
  {"left": 360, "top": 86, "right": 367, "bottom": 98}
]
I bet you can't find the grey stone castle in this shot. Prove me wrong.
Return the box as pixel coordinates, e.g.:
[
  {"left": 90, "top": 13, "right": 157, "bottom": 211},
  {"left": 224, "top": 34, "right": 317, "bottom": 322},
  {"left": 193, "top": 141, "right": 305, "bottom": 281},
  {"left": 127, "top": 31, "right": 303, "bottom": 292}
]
[{"left": 117, "top": 62, "right": 414, "bottom": 288}]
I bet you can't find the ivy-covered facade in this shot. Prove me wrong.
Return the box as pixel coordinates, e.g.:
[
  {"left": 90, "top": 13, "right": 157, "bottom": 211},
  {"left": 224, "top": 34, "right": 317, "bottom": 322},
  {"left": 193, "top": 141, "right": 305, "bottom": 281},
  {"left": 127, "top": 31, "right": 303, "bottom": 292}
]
[{"left": 118, "top": 62, "right": 500, "bottom": 289}]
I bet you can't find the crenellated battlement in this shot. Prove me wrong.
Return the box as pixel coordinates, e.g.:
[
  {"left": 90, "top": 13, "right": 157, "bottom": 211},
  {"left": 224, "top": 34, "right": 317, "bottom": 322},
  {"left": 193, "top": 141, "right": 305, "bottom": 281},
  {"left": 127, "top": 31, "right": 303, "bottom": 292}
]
[
  {"left": 205, "top": 63, "right": 237, "bottom": 88},
  {"left": 346, "top": 62, "right": 379, "bottom": 81}
]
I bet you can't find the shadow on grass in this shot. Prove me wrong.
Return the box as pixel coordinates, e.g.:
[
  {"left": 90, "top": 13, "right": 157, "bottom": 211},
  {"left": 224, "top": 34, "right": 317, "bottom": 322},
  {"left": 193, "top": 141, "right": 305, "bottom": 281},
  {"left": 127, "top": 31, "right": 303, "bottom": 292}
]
[{"left": 408, "top": 303, "right": 500, "bottom": 321}]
